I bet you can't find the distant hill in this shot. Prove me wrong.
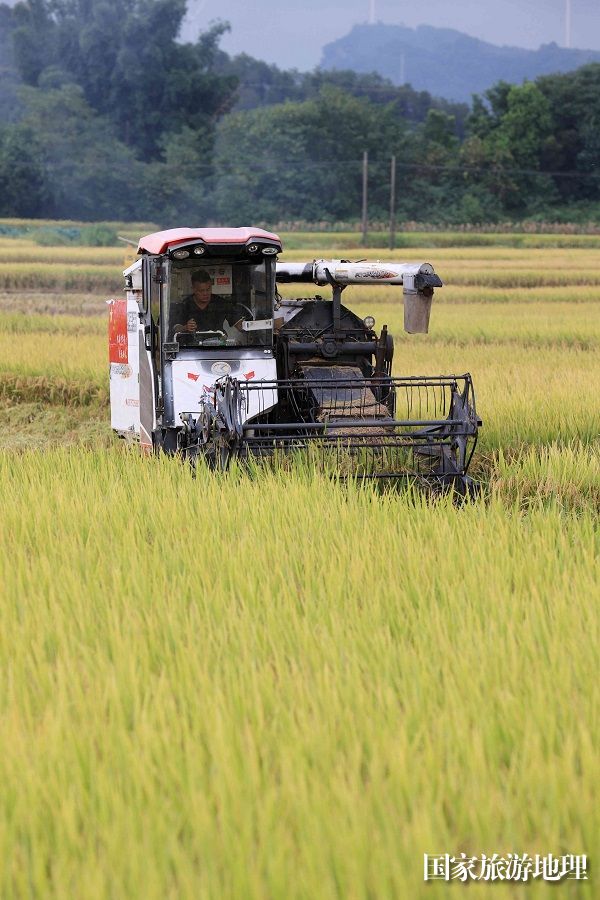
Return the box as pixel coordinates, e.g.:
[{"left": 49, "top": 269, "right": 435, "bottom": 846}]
[{"left": 320, "top": 23, "right": 600, "bottom": 102}]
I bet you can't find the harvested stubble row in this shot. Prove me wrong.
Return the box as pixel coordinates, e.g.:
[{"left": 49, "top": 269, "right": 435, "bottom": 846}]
[
  {"left": 0, "top": 263, "right": 121, "bottom": 292},
  {"left": 0, "top": 373, "right": 107, "bottom": 406}
]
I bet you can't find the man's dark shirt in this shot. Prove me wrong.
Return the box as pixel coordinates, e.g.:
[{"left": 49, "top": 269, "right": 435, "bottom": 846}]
[{"left": 171, "top": 294, "right": 246, "bottom": 336}]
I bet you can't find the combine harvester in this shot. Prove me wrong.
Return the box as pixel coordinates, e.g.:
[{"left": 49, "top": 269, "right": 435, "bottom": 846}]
[{"left": 109, "top": 227, "right": 480, "bottom": 493}]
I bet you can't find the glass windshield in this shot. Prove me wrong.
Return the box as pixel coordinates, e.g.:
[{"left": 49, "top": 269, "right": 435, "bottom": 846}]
[{"left": 165, "top": 259, "right": 273, "bottom": 347}]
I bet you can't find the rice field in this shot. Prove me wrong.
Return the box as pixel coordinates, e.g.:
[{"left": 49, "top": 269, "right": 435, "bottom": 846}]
[{"left": 0, "top": 225, "right": 598, "bottom": 898}]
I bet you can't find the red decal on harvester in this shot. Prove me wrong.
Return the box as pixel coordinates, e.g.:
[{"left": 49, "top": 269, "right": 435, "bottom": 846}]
[
  {"left": 108, "top": 299, "right": 128, "bottom": 364},
  {"left": 187, "top": 372, "right": 199, "bottom": 381},
  {"left": 244, "top": 371, "right": 255, "bottom": 380}
]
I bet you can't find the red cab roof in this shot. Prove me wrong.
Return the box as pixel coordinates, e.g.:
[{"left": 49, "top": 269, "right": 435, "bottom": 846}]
[{"left": 137, "top": 227, "right": 282, "bottom": 255}]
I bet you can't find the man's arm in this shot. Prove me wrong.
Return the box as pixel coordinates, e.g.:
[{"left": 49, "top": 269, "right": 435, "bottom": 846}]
[{"left": 170, "top": 302, "right": 197, "bottom": 335}]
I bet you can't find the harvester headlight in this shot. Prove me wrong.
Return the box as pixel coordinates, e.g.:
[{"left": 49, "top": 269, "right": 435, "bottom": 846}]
[
  {"left": 364, "top": 315, "right": 376, "bottom": 330},
  {"left": 247, "top": 244, "right": 259, "bottom": 253},
  {"left": 172, "top": 249, "right": 190, "bottom": 259},
  {"left": 262, "top": 246, "right": 277, "bottom": 255},
  {"left": 193, "top": 246, "right": 206, "bottom": 255}
]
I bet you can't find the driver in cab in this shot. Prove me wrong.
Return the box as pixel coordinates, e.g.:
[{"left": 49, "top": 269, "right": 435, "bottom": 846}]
[{"left": 171, "top": 270, "right": 244, "bottom": 336}]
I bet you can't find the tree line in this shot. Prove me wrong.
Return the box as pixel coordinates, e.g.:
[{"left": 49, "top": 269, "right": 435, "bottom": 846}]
[{"left": 1, "top": 0, "right": 600, "bottom": 226}]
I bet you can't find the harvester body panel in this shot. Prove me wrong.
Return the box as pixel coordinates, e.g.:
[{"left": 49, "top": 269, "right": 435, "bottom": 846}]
[
  {"left": 108, "top": 297, "right": 139, "bottom": 438},
  {"left": 109, "top": 259, "right": 156, "bottom": 448},
  {"left": 163, "top": 350, "right": 277, "bottom": 425}
]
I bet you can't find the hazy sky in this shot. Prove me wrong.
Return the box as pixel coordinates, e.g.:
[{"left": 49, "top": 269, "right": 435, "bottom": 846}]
[{"left": 182, "top": 0, "right": 600, "bottom": 69}]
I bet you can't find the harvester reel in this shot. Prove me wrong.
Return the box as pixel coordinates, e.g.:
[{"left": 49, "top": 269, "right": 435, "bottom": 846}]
[
  {"left": 195, "top": 377, "right": 244, "bottom": 471},
  {"left": 196, "top": 417, "right": 233, "bottom": 471},
  {"left": 196, "top": 402, "right": 212, "bottom": 445}
]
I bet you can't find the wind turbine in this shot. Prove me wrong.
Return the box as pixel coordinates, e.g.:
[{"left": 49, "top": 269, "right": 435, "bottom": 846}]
[{"left": 369, "top": 0, "right": 376, "bottom": 25}]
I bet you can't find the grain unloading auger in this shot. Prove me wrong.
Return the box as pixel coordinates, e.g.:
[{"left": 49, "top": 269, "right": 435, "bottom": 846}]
[{"left": 109, "top": 228, "right": 480, "bottom": 493}]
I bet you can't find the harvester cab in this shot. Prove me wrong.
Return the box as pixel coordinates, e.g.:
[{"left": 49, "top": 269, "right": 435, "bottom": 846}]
[{"left": 109, "top": 227, "right": 480, "bottom": 492}]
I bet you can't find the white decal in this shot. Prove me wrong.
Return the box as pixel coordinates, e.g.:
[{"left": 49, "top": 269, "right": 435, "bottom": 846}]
[
  {"left": 355, "top": 269, "right": 399, "bottom": 279},
  {"left": 211, "top": 361, "right": 232, "bottom": 376},
  {"left": 111, "top": 362, "right": 132, "bottom": 378}
]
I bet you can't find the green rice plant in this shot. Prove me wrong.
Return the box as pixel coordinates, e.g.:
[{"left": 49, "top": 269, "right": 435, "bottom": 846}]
[
  {"left": 0, "top": 225, "right": 598, "bottom": 898},
  {"left": 427, "top": 285, "right": 600, "bottom": 304},
  {"left": 395, "top": 342, "right": 600, "bottom": 451},
  {"left": 0, "top": 296, "right": 598, "bottom": 452},
  {"left": 0, "top": 332, "right": 106, "bottom": 381},
  {"left": 421, "top": 269, "right": 600, "bottom": 288},
  {"left": 279, "top": 229, "right": 600, "bottom": 249},
  {"left": 0, "top": 246, "right": 130, "bottom": 265},
  {"left": 491, "top": 442, "right": 600, "bottom": 512},
  {"left": 0, "top": 312, "right": 105, "bottom": 336},
  {"left": 79, "top": 224, "right": 119, "bottom": 247},
  {"left": 280, "top": 243, "right": 600, "bottom": 261},
  {"left": 0, "top": 402, "right": 110, "bottom": 449},
  {"left": 0, "top": 291, "right": 110, "bottom": 317},
  {"left": 32, "top": 226, "right": 81, "bottom": 246},
  {"left": 279, "top": 282, "right": 600, "bottom": 306},
  {"left": 357, "top": 300, "right": 600, "bottom": 349},
  {"left": 0, "top": 449, "right": 596, "bottom": 898}
]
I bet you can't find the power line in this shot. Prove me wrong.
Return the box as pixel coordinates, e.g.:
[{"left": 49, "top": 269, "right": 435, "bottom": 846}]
[{"left": 40, "top": 152, "right": 600, "bottom": 182}]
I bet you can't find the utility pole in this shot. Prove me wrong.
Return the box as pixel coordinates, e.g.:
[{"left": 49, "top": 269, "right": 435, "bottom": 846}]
[
  {"left": 565, "top": 0, "right": 572, "bottom": 48},
  {"left": 389, "top": 155, "right": 397, "bottom": 251},
  {"left": 361, "top": 151, "right": 369, "bottom": 247}
]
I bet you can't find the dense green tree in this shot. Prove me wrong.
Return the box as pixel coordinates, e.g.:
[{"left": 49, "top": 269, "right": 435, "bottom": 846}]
[
  {"left": 536, "top": 64, "right": 600, "bottom": 201},
  {"left": 463, "top": 82, "right": 557, "bottom": 215},
  {"left": 213, "top": 86, "right": 408, "bottom": 223},
  {"left": 0, "top": 4, "right": 23, "bottom": 122},
  {"left": 389, "top": 110, "right": 464, "bottom": 223},
  {"left": 8, "top": 0, "right": 238, "bottom": 160},
  {"left": 0, "top": 123, "right": 51, "bottom": 216},
  {"left": 142, "top": 126, "right": 213, "bottom": 223},
  {"left": 3, "top": 0, "right": 600, "bottom": 224},
  {"left": 18, "top": 84, "right": 142, "bottom": 219},
  {"left": 217, "top": 52, "right": 469, "bottom": 135}
]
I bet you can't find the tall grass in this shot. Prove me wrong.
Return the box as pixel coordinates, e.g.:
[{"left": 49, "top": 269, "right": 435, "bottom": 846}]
[
  {"left": 0, "top": 450, "right": 597, "bottom": 898},
  {"left": 491, "top": 442, "right": 600, "bottom": 512}
]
